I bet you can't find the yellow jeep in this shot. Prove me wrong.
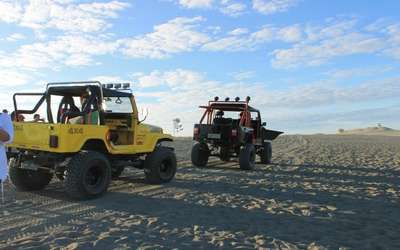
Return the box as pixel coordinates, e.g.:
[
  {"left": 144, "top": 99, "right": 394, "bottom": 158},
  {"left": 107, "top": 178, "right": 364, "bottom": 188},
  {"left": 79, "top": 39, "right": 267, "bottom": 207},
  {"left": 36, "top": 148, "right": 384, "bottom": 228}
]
[{"left": 7, "top": 81, "right": 176, "bottom": 200}]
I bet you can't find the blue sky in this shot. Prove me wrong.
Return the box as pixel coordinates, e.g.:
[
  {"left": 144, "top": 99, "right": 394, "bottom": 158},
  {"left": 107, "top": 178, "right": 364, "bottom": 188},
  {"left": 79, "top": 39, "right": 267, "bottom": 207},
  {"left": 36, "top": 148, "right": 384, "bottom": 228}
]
[{"left": 0, "top": 0, "right": 399, "bottom": 135}]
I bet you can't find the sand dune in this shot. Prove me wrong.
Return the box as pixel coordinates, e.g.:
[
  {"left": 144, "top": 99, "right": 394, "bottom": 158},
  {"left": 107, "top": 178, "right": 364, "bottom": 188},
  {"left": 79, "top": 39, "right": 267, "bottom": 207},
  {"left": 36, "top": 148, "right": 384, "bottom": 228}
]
[
  {"left": 0, "top": 135, "right": 399, "bottom": 249},
  {"left": 337, "top": 126, "right": 400, "bottom": 136}
]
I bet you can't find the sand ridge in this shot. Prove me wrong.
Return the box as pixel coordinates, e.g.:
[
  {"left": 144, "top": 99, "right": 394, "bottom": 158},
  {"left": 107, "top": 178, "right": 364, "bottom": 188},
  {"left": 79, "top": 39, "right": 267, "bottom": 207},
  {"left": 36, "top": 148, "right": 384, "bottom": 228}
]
[{"left": 0, "top": 135, "right": 399, "bottom": 249}]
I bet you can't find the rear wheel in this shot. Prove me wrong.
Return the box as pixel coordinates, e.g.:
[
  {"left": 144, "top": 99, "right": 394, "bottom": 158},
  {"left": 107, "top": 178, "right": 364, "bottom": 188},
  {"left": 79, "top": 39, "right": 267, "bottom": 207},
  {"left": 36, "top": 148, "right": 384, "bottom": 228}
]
[
  {"left": 64, "top": 151, "right": 111, "bottom": 200},
  {"left": 144, "top": 147, "right": 177, "bottom": 184},
  {"left": 239, "top": 144, "right": 256, "bottom": 170},
  {"left": 9, "top": 158, "right": 53, "bottom": 191},
  {"left": 191, "top": 142, "right": 210, "bottom": 167},
  {"left": 260, "top": 142, "right": 272, "bottom": 164}
]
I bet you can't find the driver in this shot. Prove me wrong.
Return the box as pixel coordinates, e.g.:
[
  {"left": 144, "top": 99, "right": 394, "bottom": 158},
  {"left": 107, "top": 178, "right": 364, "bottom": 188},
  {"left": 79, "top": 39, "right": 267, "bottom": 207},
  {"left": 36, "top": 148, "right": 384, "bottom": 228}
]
[
  {"left": 68, "top": 90, "right": 92, "bottom": 124},
  {"left": 80, "top": 89, "right": 100, "bottom": 125},
  {"left": 216, "top": 110, "right": 224, "bottom": 118}
]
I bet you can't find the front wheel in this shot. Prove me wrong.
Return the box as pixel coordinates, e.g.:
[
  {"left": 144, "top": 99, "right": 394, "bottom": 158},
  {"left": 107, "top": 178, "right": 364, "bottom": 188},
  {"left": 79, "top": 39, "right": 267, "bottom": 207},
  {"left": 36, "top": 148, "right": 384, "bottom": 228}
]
[
  {"left": 260, "top": 142, "right": 272, "bottom": 164},
  {"left": 239, "top": 144, "right": 256, "bottom": 170},
  {"left": 9, "top": 158, "right": 53, "bottom": 191},
  {"left": 144, "top": 147, "right": 177, "bottom": 184},
  {"left": 191, "top": 142, "right": 209, "bottom": 167},
  {"left": 64, "top": 151, "right": 111, "bottom": 200}
]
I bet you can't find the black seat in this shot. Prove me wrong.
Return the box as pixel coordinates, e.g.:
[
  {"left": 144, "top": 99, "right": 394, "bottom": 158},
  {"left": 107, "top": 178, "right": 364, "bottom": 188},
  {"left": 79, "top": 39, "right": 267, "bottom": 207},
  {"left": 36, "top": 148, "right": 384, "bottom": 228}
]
[{"left": 57, "top": 96, "right": 80, "bottom": 123}]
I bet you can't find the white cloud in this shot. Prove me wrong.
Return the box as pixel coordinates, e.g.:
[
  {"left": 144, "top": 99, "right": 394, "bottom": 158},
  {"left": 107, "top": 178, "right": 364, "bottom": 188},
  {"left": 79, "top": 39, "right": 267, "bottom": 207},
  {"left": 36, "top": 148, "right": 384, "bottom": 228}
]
[
  {"left": 64, "top": 53, "right": 93, "bottom": 66},
  {"left": 134, "top": 69, "right": 206, "bottom": 88},
  {"left": 0, "top": 1, "right": 23, "bottom": 23},
  {"left": 381, "top": 24, "right": 400, "bottom": 59},
  {"left": 0, "top": 34, "right": 118, "bottom": 70},
  {"left": 119, "top": 16, "right": 210, "bottom": 59},
  {"left": 175, "top": 0, "right": 247, "bottom": 17},
  {"left": 219, "top": 0, "right": 247, "bottom": 17},
  {"left": 0, "top": 0, "right": 129, "bottom": 33},
  {"left": 4, "top": 33, "right": 26, "bottom": 42},
  {"left": 272, "top": 33, "right": 385, "bottom": 68},
  {"left": 135, "top": 71, "right": 167, "bottom": 88},
  {"left": 0, "top": 69, "right": 31, "bottom": 86},
  {"left": 325, "top": 66, "right": 393, "bottom": 79},
  {"left": 252, "top": 0, "right": 298, "bottom": 15},
  {"left": 270, "top": 19, "right": 393, "bottom": 69},
  {"left": 203, "top": 25, "right": 299, "bottom": 51},
  {"left": 178, "top": 0, "right": 213, "bottom": 8},
  {"left": 90, "top": 75, "right": 128, "bottom": 83},
  {"left": 230, "top": 71, "right": 256, "bottom": 81},
  {"left": 228, "top": 28, "right": 249, "bottom": 36},
  {"left": 277, "top": 25, "right": 302, "bottom": 42}
]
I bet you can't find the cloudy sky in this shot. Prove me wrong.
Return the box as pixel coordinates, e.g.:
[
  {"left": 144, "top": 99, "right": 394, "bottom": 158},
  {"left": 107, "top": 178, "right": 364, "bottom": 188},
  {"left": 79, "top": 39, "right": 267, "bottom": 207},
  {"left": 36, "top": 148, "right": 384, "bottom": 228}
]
[{"left": 0, "top": 0, "right": 399, "bottom": 135}]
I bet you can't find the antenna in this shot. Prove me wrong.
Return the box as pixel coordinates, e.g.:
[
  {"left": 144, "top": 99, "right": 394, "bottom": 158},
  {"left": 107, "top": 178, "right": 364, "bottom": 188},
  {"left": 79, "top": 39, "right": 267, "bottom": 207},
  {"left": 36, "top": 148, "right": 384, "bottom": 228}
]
[{"left": 138, "top": 107, "right": 148, "bottom": 124}]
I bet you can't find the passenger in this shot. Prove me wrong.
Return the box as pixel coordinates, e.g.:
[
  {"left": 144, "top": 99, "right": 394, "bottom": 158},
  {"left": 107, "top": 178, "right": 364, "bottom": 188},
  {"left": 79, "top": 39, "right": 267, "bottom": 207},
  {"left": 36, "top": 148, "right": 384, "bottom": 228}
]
[
  {"left": 216, "top": 110, "right": 224, "bottom": 118},
  {"left": 10, "top": 112, "right": 25, "bottom": 122},
  {"left": 33, "top": 114, "right": 45, "bottom": 123},
  {"left": 17, "top": 114, "right": 25, "bottom": 122}
]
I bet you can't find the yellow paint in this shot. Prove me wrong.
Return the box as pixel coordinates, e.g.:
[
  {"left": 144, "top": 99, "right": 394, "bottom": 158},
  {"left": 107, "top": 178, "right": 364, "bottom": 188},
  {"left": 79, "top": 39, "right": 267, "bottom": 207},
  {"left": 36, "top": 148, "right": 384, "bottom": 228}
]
[{"left": 8, "top": 96, "right": 173, "bottom": 155}]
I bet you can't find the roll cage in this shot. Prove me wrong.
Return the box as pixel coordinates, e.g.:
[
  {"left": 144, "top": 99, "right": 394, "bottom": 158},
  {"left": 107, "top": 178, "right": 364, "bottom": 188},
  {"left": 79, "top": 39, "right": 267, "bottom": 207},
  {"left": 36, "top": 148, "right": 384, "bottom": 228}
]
[
  {"left": 12, "top": 81, "right": 133, "bottom": 124},
  {"left": 198, "top": 100, "right": 261, "bottom": 128}
]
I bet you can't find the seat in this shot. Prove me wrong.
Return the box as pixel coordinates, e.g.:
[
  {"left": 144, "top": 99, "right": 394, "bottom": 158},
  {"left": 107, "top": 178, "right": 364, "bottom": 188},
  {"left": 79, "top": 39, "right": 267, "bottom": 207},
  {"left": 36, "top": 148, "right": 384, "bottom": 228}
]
[{"left": 57, "top": 96, "right": 80, "bottom": 124}]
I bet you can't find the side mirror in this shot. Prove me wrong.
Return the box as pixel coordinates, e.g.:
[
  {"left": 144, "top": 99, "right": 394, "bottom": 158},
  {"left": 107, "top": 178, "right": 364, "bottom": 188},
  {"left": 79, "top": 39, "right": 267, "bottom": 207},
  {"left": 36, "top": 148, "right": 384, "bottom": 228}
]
[{"left": 262, "top": 122, "right": 266, "bottom": 126}]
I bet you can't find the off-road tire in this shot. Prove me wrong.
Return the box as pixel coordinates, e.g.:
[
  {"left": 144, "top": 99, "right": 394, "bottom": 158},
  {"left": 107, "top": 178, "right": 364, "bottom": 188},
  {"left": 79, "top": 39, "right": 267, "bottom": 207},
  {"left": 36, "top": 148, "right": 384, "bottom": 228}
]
[
  {"left": 112, "top": 166, "right": 125, "bottom": 179},
  {"left": 220, "top": 147, "right": 230, "bottom": 162},
  {"left": 191, "top": 142, "right": 210, "bottom": 167},
  {"left": 64, "top": 151, "right": 111, "bottom": 200},
  {"left": 260, "top": 142, "right": 272, "bottom": 164},
  {"left": 9, "top": 158, "right": 53, "bottom": 191},
  {"left": 239, "top": 143, "right": 256, "bottom": 170},
  {"left": 144, "top": 147, "right": 177, "bottom": 184}
]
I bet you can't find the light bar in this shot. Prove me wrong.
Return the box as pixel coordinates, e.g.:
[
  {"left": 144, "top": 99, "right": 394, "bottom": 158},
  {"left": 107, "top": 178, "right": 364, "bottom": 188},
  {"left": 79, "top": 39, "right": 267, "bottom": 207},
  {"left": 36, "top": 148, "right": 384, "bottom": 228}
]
[{"left": 102, "top": 83, "right": 132, "bottom": 90}]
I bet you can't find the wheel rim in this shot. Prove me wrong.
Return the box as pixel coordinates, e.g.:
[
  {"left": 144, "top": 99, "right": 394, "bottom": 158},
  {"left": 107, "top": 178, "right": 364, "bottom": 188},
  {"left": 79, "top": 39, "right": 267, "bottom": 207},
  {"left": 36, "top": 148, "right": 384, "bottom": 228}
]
[
  {"left": 84, "top": 163, "right": 105, "bottom": 193},
  {"left": 159, "top": 158, "right": 174, "bottom": 180}
]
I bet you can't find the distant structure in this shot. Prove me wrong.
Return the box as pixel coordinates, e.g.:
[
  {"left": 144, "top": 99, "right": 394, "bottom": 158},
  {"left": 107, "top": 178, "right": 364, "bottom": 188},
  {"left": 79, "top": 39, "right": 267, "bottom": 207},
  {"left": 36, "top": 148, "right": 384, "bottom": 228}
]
[
  {"left": 377, "top": 123, "right": 382, "bottom": 128},
  {"left": 338, "top": 128, "right": 345, "bottom": 133},
  {"left": 172, "top": 118, "right": 183, "bottom": 135}
]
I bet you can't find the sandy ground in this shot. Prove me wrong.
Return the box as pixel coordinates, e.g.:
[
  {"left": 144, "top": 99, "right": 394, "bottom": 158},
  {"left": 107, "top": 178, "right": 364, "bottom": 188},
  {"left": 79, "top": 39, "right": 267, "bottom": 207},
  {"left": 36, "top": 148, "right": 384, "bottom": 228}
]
[{"left": 0, "top": 135, "right": 399, "bottom": 249}]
